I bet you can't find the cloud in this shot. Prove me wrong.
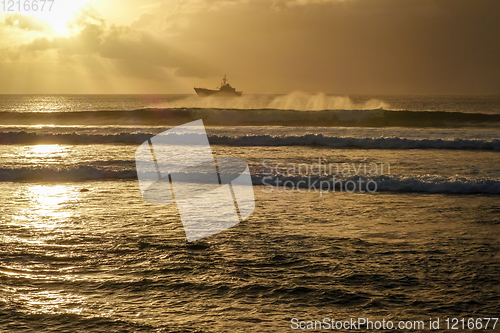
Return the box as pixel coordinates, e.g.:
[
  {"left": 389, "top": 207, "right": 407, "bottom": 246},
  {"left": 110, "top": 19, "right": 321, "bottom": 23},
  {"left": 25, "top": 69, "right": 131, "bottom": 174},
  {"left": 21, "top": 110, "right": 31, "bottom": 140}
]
[
  {"left": 155, "top": 0, "right": 500, "bottom": 94},
  {"left": 272, "top": 0, "right": 345, "bottom": 8},
  {"left": 9, "top": 4, "right": 214, "bottom": 80},
  {"left": 1, "top": 0, "right": 500, "bottom": 94},
  {"left": 2, "top": 13, "right": 51, "bottom": 31}
]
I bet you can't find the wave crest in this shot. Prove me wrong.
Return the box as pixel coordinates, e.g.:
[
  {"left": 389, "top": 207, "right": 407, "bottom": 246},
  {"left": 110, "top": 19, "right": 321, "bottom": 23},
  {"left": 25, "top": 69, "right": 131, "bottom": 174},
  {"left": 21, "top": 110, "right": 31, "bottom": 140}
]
[
  {"left": 164, "top": 92, "right": 389, "bottom": 111},
  {"left": 1, "top": 131, "right": 499, "bottom": 150},
  {"left": 2, "top": 108, "right": 499, "bottom": 127},
  {"left": 254, "top": 174, "right": 500, "bottom": 194},
  {"left": 1, "top": 166, "right": 498, "bottom": 194}
]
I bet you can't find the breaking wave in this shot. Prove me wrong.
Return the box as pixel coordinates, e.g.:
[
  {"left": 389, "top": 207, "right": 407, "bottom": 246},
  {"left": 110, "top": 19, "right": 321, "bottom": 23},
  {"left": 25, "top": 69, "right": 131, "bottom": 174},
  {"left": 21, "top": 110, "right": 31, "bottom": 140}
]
[
  {"left": 1, "top": 166, "right": 498, "bottom": 194},
  {"left": 2, "top": 108, "right": 500, "bottom": 127},
  {"left": 1, "top": 131, "right": 499, "bottom": 150},
  {"left": 253, "top": 174, "right": 500, "bottom": 194},
  {"left": 0, "top": 166, "right": 136, "bottom": 182},
  {"left": 210, "top": 135, "right": 500, "bottom": 150},
  {"left": 162, "top": 92, "right": 389, "bottom": 111}
]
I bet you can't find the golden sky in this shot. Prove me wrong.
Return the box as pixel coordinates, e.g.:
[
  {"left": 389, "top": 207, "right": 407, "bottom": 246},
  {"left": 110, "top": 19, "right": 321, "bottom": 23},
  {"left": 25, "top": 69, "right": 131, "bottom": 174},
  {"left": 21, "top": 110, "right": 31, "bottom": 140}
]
[{"left": 1, "top": 0, "right": 499, "bottom": 94}]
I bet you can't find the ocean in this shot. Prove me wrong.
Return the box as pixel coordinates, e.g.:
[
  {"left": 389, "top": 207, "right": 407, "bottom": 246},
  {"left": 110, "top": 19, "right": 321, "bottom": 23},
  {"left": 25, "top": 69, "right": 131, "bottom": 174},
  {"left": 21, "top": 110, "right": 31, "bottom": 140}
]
[{"left": 0, "top": 94, "right": 499, "bottom": 332}]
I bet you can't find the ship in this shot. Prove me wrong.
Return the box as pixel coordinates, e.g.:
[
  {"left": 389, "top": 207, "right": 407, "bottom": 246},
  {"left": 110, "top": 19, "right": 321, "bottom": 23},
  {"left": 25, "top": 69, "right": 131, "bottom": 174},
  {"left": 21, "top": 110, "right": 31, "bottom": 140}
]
[{"left": 194, "top": 75, "right": 242, "bottom": 97}]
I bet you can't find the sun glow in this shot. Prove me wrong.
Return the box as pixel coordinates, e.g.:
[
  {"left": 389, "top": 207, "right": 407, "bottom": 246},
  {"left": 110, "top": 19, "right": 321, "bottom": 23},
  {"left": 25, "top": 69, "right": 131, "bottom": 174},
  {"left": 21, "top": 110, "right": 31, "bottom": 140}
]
[
  {"left": 27, "top": 0, "right": 89, "bottom": 35},
  {"left": 11, "top": 184, "right": 82, "bottom": 230},
  {"left": 21, "top": 144, "right": 70, "bottom": 165}
]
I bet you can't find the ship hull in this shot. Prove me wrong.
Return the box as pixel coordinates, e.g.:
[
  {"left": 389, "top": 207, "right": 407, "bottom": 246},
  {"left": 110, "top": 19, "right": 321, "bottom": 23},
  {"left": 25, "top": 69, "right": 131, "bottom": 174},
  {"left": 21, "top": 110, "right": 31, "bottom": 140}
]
[{"left": 194, "top": 88, "right": 242, "bottom": 97}]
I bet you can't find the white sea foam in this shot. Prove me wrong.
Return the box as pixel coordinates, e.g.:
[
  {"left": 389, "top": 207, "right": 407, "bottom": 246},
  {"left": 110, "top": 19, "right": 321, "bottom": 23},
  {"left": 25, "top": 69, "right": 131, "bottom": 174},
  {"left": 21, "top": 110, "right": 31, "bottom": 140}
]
[
  {"left": 162, "top": 92, "right": 389, "bottom": 111},
  {"left": 253, "top": 174, "right": 500, "bottom": 194},
  {"left": 1, "top": 131, "right": 498, "bottom": 150},
  {"left": 0, "top": 166, "right": 498, "bottom": 194}
]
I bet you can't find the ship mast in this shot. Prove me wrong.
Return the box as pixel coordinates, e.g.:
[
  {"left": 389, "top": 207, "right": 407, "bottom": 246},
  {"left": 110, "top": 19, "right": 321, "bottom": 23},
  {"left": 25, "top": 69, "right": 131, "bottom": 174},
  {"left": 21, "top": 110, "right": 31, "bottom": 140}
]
[{"left": 222, "top": 75, "right": 227, "bottom": 86}]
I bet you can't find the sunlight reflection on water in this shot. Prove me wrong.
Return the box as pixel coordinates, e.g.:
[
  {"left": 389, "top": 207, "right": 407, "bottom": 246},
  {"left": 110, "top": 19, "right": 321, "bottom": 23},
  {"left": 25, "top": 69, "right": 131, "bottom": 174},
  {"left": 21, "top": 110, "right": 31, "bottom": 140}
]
[
  {"left": 0, "top": 184, "right": 101, "bottom": 317},
  {"left": 20, "top": 145, "right": 71, "bottom": 165},
  {"left": 11, "top": 185, "right": 81, "bottom": 230}
]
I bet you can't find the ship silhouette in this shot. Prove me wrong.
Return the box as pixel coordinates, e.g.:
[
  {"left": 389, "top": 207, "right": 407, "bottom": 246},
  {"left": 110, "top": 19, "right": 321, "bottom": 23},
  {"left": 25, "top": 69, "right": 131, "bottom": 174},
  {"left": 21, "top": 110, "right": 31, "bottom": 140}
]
[{"left": 194, "top": 75, "right": 242, "bottom": 97}]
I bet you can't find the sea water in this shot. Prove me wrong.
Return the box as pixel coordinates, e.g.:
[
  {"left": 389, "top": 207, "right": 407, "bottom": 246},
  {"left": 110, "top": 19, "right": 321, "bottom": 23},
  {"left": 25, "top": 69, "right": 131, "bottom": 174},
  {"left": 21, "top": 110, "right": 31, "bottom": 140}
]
[{"left": 0, "top": 94, "right": 499, "bottom": 332}]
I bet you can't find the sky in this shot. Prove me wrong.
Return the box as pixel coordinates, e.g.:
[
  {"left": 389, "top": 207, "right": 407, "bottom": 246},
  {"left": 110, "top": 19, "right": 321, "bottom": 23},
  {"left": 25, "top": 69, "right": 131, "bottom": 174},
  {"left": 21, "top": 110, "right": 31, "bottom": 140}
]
[{"left": 0, "top": 0, "right": 499, "bottom": 94}]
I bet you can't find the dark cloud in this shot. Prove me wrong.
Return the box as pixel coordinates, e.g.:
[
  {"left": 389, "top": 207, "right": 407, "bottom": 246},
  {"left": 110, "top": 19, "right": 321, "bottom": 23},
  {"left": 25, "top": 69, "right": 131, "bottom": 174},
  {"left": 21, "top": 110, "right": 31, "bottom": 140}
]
[
  {"left": 1, "top": 0, "right": 500, "bottom": 94},
  {"left": 167, "top": 0, "right": 500, "bottom": 94}
]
